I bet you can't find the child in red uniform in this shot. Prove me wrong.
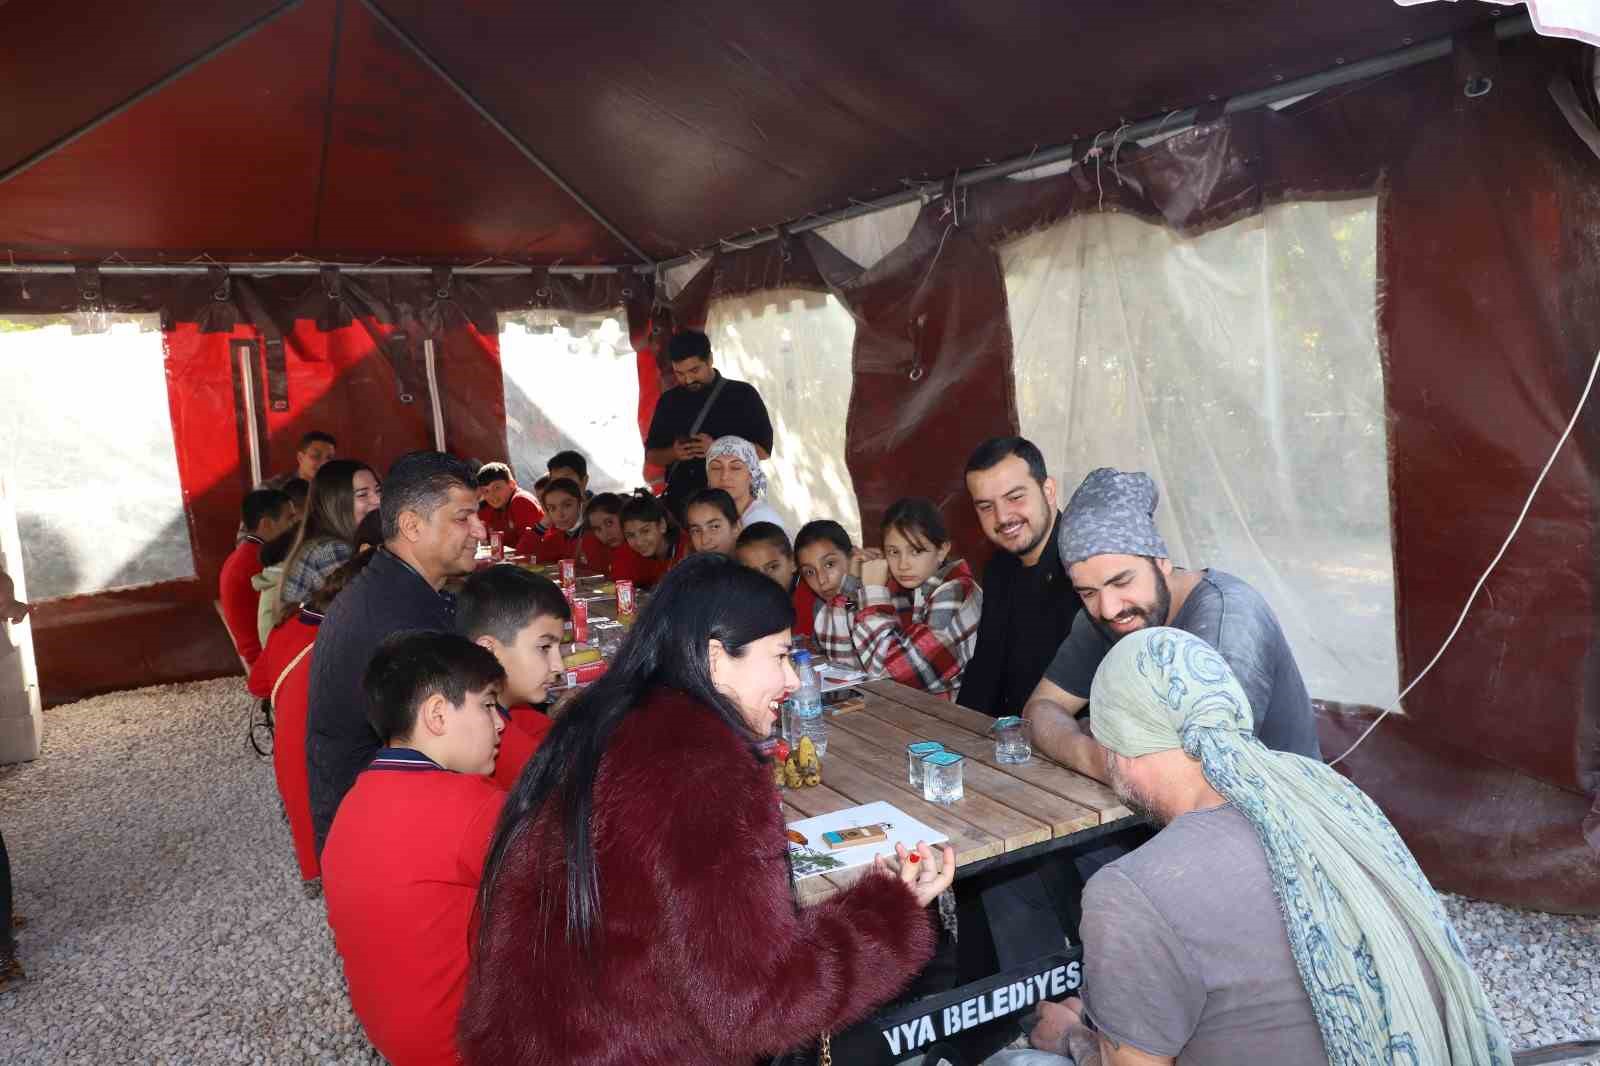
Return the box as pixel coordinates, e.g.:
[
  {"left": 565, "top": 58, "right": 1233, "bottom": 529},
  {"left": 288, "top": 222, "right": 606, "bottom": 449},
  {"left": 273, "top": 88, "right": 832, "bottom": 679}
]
[
  {"left": 612, "top": 493, "right": 685, "bottom": 589},
  {"left": 456, "top": 565, "right": 570, "bottom": 791},
  {"left": 219, "top": 488, "right": 296, "bottom": 665},
  {"left": 796, "top": 519, "right": 877, "bottom": 670},
  {"left": 251, "top": 548, "right": 382, "bottom": 894},
  {"left": 516, "top": 477, "right": 583, "bottom": 562},
  {"left": 545, "top": 449, "right": 592, "bottom": 500},
  {"left": 683, "top": 488, "right": 740, "bottom": 557},
  {"left": 735, "top": 522, "right": 817, "bottom": 638},
  {"left": 321, "top": 631, "right": 508, "bottom": 1066},
  {"left": 475, "top": 462, "right": 543, "bottom": 546},
  {"left": 579, "top": 493, "right": 625, "bottom": 574}
]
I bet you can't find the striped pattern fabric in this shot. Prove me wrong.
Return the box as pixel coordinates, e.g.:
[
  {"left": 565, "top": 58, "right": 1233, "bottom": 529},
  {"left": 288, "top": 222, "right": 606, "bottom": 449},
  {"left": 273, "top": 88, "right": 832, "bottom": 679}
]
[{"left": 814, "top": 561, "right": 983, "bottom": 696}]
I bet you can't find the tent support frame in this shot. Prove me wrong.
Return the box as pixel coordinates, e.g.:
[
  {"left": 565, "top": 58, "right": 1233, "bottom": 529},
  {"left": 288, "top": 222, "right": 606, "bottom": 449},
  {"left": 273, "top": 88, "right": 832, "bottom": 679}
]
[
  {"left": 0, "top": 11, "right": 1534, "bottom": 280},
  {"left": 355, "top": 0, "right": 655, "bottom": 266},
  {"left": 0, "top": 0, "right": 308, "bottom": 187}
]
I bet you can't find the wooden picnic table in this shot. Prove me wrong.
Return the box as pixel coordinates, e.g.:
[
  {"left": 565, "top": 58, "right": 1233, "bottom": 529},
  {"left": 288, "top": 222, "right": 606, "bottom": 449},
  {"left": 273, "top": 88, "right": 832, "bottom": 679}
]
[
  {"left": 785, "top": 679, "right": 1131, "bottom": 904},
  {"left": 519, "top": 567, "right": 1136, "bottom": 903}
]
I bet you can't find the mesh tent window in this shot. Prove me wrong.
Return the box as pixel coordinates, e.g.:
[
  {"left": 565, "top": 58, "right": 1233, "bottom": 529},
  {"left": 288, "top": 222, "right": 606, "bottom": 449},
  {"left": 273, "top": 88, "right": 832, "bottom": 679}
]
[
  {"left": 704, "top": 290, "right": 862, "bottom": 541},
  {"left": 0, "top": 315, "right": 197, "bottom": 600},
  {"left": 1002, "top": 198, "right": 1399, "bottom": 708},
  {"left": 498, "top": 310, "right": 646, "bottom": 493}
]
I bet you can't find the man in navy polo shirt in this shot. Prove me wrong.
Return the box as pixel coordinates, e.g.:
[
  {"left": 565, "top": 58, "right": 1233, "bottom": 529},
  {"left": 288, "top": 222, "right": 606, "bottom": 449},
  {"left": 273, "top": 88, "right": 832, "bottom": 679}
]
[{"left": 306, "top": 451, "right": 486, "bottom": 853}]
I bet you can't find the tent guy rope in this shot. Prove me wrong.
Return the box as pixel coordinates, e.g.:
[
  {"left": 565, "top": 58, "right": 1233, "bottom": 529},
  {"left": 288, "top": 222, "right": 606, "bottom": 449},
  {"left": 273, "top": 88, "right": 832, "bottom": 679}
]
[{"left": 1330, "top": 345, "right": 1600, "bottom": 767}]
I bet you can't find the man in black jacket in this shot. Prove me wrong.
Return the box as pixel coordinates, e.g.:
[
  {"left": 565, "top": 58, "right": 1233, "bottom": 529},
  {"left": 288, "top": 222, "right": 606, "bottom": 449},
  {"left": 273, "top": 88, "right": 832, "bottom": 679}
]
[
  {"left": 643, "top": 331, "right": 774, "bottom": 523},
  {"left": 956, "top": 437, "right": 1081, "bottom": 717},
  {"left": 306, "top": 451, "right": 486, "bottom": 853}
]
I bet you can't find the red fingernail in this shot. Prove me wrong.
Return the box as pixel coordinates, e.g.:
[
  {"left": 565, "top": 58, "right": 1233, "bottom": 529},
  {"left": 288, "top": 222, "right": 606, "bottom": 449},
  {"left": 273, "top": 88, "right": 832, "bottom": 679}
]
[{"left": 908, "top": 853, "right": 920, "bottom": 863}]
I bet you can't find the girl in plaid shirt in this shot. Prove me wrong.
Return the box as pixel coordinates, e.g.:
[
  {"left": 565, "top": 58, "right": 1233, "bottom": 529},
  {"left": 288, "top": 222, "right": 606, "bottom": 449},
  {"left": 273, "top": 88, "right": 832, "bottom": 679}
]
[{"left": 807, "top": 501, "right": 983, "bottom": 697}]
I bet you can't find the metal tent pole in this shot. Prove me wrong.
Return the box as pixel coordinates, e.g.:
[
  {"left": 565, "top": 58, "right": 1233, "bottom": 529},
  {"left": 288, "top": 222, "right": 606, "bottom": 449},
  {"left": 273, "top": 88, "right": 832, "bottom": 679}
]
[
  {"left": 643, "top": 10, "right": 1535, "bottom": 274},
  {"left": 0, "top": 11, "right": 1535, "bottom": 279},
  {"left": 356, "top": 0, "right": 655, "bottom": 266},
  {"left": 0, "top": 263, "right": 625, "bottom": 276}
]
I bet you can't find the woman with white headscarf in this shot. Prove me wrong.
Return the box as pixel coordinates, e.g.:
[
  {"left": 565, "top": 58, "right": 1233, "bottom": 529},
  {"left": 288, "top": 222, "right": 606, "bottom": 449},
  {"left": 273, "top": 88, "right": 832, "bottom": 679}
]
[
  {"left": 1037, "top": 626, "right": 1510, "bottom": 1066},
  {"left": 705, "top": 435, "right": 786, "bottom": 534}
]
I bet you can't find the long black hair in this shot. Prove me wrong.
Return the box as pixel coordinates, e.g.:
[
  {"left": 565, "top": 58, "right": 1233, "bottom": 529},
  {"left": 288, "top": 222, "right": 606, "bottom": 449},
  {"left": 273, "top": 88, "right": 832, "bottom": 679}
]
[{"left": 475, "top": 553, "right": 794, "bottom": 955}]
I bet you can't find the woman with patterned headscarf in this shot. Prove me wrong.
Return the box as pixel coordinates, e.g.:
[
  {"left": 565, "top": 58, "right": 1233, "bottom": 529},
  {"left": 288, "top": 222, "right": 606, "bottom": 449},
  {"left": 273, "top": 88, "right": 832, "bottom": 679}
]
[
  {"left": 705, "top": 435, "right": 787, "bottom": 534},
  {"left": 1028, "top": 627, "right": 1509, "bottom": 1066}
]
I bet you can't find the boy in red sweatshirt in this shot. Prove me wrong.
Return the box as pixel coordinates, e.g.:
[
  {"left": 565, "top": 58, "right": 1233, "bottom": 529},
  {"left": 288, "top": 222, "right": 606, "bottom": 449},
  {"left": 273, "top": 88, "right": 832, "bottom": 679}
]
[
  {"left": 218, "top": 488, "right": 297, "bottom": 664},
  {"left": 320, "top": 632, "right": 507, "bottom": 1066},
  {"left": 475, "top": 461, "right": 544, "bottom": 546},
  {"left": 456, "top": 565, "right": 571, "bottom": 791}
]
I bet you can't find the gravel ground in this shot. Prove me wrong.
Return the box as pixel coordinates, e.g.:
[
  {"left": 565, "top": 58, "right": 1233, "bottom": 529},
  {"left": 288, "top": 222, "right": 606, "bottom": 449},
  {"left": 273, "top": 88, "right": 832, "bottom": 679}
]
[
  {"left": 0, "top": 679, "right": 376, "bottom": 1065},
  {"left": 0, "top": 678, "right": 1596, "bottom": 1064}
]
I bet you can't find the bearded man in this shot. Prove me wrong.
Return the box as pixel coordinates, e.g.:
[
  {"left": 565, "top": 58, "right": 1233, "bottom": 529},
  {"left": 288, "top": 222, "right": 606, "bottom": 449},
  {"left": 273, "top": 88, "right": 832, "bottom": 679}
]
[
  {"left": 956, "top": 437, "right": 1082, "bottom": 717},
  {"left": 1024, "top": 628, "right": 1507, "bottom": 1066},
  {"left": 1023, "top": 467, "right": 1320, "bottom": 782}
]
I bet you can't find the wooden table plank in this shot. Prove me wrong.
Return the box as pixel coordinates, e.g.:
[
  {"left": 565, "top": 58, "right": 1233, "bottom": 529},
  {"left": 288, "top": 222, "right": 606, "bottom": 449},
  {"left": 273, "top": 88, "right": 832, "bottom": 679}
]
[
  {"left": 779, "top": 781, "right": 860, "bottom": 818},
  {"left": 829, "top": 711, "right": 1101, "bottom": 835},
  {"left": 861, "top": 679, "right": 1004, "bottom": 737},
  {"left": 822, "top": 732, "right": 1052, "bottom": 851},
  {"left": 859, "top": 691, "right": 1131, "bottom": 823},
  {"left": 806, "top": 752, "right": 1007, "bottom": 864}
]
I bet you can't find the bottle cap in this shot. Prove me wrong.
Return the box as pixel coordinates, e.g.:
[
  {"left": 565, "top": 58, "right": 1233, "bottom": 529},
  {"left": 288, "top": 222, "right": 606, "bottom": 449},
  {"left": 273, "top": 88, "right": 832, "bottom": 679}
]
[{"left": 792, "top": 649, "right": 812, "bottom": 664}]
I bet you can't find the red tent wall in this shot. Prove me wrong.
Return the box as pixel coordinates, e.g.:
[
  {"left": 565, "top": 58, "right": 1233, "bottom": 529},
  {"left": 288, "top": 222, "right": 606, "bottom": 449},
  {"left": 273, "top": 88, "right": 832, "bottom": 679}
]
[
  {"left": 6, "top": 37, "right": 1598, "bottom": 912},
  {"left": 662, "top": 39, "right": 1600, "bottom": 912}
]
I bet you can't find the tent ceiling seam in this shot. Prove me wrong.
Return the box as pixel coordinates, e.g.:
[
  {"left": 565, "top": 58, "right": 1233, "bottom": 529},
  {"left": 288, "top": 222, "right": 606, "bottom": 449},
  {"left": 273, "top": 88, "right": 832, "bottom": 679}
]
[
  {"left": 641, "top": 8, "right": 1534, "bottom": 276},
  {"left": 309, "top": 0, "right": 348, "bottom": 249},
  {"left": 0, "top": 9, "right": 1533, "bottom": 277},
  {"left": 0, "top": 0, "right": 308, "bottom": 187},
  {"left": 355, "top": 0, "right": 655, "bottom": 267}
]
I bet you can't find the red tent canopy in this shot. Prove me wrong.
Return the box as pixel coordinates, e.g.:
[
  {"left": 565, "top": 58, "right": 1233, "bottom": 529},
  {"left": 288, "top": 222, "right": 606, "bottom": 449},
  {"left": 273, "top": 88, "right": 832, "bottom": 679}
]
[
  {"left": 5, "top": 1, "right": 1599, "bottom": 914},
  {"left": 0, "top": 0, "right": 1492, "bottom": 263}
]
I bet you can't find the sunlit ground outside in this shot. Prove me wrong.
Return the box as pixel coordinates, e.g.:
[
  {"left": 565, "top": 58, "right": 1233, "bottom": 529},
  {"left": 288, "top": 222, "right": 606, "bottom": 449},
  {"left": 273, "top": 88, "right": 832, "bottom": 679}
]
[
  {"left": 498, "top": 312, "right": 646, "bottom": 493},
  {"left": 707, "top": 290, "right": 862, "bottom": 541},
  {"left": 0, "top": 316, "right": 194, "bottom": 600}
]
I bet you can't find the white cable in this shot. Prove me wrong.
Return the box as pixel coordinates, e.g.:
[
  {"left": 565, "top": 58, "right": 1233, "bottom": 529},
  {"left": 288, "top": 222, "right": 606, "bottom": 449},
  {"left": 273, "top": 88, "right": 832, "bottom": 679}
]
[{"left": 1329, "top": 346, "right": 1600, "bottom": 767}]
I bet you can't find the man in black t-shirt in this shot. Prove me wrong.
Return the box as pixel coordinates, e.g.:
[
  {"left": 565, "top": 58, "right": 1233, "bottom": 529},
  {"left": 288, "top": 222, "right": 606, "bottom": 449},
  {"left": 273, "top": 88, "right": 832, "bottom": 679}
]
[
  {"left": 643, "top": 331, "right": 774, "bottom": 522},
  {"left": 956, "top": 436, "right": 1082, "bottom": 718}
]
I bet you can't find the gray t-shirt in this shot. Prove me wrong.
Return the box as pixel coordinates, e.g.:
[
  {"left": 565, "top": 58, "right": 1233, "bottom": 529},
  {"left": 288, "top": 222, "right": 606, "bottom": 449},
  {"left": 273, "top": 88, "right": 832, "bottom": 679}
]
[
  {"left": 1080, "top": 804, "right": 1445, "bottom": 1065},
  {"left": 1080, "top": 803, "right": 1325, "bottom": 1064},
  {"left": 1044, "top": 568, "right": 1321, "bottom": 759}
]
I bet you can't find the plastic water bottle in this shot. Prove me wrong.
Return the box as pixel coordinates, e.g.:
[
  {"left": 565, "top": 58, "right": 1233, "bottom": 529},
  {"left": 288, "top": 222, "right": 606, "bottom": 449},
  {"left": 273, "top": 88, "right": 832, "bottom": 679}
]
[{"left": 788, "top": 650, "right": 828, "bottom": 758}]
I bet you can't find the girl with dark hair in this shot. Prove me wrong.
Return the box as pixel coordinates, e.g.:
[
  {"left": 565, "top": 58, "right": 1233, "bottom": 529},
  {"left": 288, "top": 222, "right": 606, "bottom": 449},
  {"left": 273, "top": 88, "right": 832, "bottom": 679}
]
[
  {"left": 683, "top": 487, "right": 740, "bottom": 556},
  {"left": 459, "top": 554, "right": 953, "bottom": 1066},
  {"left": 612, "top": 491, "right": 686, "bottom": 589},
  {"left": 578, "top": 492, "right": 625, "bottom": 574},
  {"left": 280, "top": 459, "right": 381, "bottom": 608},
  {"left": 813, "top": 498, "right": 983, "bottom": 698}
]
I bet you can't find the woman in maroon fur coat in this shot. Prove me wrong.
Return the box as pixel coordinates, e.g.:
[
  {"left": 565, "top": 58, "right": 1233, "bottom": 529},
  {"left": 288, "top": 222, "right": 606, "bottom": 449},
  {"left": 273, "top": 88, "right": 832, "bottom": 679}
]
[{"left": 459, "top": 554, "right": 953, "bottom": 1066}]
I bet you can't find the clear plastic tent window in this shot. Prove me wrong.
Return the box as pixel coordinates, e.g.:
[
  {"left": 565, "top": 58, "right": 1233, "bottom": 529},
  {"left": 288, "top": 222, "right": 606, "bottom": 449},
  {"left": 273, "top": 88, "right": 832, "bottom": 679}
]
[
  {"left": 1001, "top": 198, "right": 1399, "bottom": 708},
  {"left": 0, "top": 314, "right": 196, "bottom": 600},
  {"left": 498, "top": 310, "right": 646, "bottom": 493},
  {"left": 705, "top": 290, "right": 863, "bottom": 541}
]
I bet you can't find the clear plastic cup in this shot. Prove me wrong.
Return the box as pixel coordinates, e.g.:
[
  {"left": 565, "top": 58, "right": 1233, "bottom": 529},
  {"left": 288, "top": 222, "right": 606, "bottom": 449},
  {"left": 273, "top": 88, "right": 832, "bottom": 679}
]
[
  {"left": 906, "top": 741, "right": 945, "bottom": 786},
  {"left": 921, "top": 750, "right": 965, "bottom": 804},
  {"left": 990, "top": 716, "right": 1033, "bottom": 764}
]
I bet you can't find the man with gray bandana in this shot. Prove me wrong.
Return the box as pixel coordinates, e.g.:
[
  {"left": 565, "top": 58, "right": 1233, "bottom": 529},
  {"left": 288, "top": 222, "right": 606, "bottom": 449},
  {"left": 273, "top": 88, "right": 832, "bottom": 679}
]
[{"left": 1023, "top": 468, "right": 1321, "bottom": 782}]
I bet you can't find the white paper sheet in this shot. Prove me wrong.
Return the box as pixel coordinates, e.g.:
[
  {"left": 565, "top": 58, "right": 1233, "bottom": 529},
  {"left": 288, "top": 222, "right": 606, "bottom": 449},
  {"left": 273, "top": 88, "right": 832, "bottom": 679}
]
[{"left": 786, "top": 800, "right": 948, "bottom": 881}]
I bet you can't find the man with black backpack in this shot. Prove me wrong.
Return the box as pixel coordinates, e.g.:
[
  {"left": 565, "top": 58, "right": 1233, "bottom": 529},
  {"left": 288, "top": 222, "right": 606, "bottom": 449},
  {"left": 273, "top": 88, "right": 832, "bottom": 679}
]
[{"left": 643, "top": 330, "right": 774, "bottom": 524}]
